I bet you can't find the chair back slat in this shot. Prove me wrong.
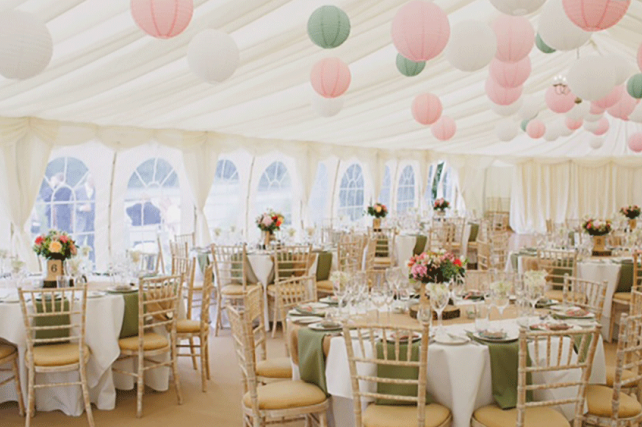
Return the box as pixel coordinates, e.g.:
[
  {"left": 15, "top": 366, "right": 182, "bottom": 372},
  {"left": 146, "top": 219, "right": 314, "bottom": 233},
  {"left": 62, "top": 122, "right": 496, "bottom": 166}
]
[
  {"left": 562, "top": 276, "right": 607, "bottom": 321},
  {"left": 242, "top": 286, "right": 267, "bottom": 361},
  {"left": 338, "top": 234, "right": 366, "bottom": 272},
  {"left": 211, "top": 244, "right": 248, "bottom": 290},
  {"left": 537, "top": 249, "right": 577, "bottom": 286},
  {"left": 138, "top": 276, "right": 181, "bottom": 338},
  {"left": 272, "top": 245, "right": 312, "bottom": 283},
  {"left": 613, "top": 314, "right": 642, "bottom": 420}
]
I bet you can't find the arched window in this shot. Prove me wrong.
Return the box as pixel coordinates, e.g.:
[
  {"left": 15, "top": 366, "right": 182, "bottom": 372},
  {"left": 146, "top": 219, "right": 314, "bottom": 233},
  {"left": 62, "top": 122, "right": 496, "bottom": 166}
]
[
  {"left": 397, "top": 165, "right": 416, "bottom": 213},
  {"left": 338, "top": 163, "right": 365, "bottom": 221},
  {"left": 308, "top": 163, "right": 329, "bottom": 227},
  {"left": 32, "top": 157, "right": 95, "bottom": 260},
  {"left": 204, "top": 159, "right": 241, "bottom": 231},
  {"left": 379, "top": 166, "right": 391, "bottom": 208},
  {"left": 255, "top": 161, "right": 292, "bottom": 224},
  {"left": 125, "top": 157, "right": 180, "bottom": 250},
  {"left": 425, "top": 161, "right": 459, "bottom": 207}
]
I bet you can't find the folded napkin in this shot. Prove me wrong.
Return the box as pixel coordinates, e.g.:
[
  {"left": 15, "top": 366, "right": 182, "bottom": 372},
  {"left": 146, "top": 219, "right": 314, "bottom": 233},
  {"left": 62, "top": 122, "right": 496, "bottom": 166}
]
[
  {"left": 106, "top": 291, "right": 140, "bottom": 338},
  {"left": 298, "top": 327, "right": 331, "bottom": 394},
  {"left": 375, "top": 340, "right": 433, "bottom": 405},
  {"left": 413, "top": 235, "right": 428, "bottom": 256}
]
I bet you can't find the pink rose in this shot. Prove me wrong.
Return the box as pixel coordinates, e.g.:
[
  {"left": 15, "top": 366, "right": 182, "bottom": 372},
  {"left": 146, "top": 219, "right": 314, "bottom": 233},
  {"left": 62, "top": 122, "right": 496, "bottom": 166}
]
[
  {"left": 261, "top": 215, "right": 273, "bottom": 227},
  {"left": 411, "top": 264, "right": 427, "bottom": 278},
  {"left": 59, "top": 235, "right": 69, "bottom": 243}
]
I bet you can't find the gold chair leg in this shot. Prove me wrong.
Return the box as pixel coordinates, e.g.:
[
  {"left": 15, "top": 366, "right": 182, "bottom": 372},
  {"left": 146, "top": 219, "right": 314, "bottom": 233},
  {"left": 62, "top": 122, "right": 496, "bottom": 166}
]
[
  {"left": 79, "top": 362, "right": 95, "bottom": 427},
  {"left": 136, "top": 354, "right": 144, "bottom": 418},
  {"left": 200, "top": 336, "right": 207, "bottom": 392},
  {"left": 204, "top": 335, "right": 211, "bottom": 380},
  {"left": 271, "top": 298, "right": 278, "bottom": 338},
  {"left": 215, "top": 294, "right": 223, "bottom": 337},
  {"left": 319, "top": 411, "right": 328, "bottom": 427},
  {"left": 11, "top": 356, "right": 24, "bottom": 416},
  {"left": 188, "top": 337, "right": 198, "bottom": 370},
  {"left": 609, "top": 310, "right": 617, "bottom": 342},
  {"left": 26, "top": 365, "right": 35, "bottom": 427},
  {"left": 172, "top": 332, "right": 184, "bottom": 405}
]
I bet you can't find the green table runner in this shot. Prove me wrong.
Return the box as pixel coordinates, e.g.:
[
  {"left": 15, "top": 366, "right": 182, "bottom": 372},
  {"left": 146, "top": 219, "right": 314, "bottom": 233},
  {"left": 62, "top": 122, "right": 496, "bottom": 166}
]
[
  {"left": 34, "top": 298, "right": 70, "bottom": 342},
  {"left": 298, "top": 328, "right": 330, "bottom": 394},
  {"left": 107, "top": 291, "right": 140, "bottom": 339},
  {"left": 468, "top": 223, "right": 479, "bottom": 242},
  {"left": 375, "top": 340, "right": 433, "bottom": 405},
  {"left": 616, "top": 259, "right": 634, "bottom": 293},
  {"left": 413, "top": 235, "right": 428, "bottom": 256}
]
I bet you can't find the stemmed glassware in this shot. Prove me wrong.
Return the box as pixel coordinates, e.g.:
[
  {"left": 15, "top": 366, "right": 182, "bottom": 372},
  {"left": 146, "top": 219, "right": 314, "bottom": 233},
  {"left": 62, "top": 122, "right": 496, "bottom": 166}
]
[
  {"left": 489, "top": 282, "right": 510, "bottom": 319},
  {"left": 450, "top": 276, "right": 466, "bottom": 306},
  {"left": 370, "top": 286, "right": 386, "bottom": 323},
  {"left": 430, "top": 283, "right": 450, "bottom": 339},
  {"left": 331, "top": 271, "right": 350, "bottom": 315}
]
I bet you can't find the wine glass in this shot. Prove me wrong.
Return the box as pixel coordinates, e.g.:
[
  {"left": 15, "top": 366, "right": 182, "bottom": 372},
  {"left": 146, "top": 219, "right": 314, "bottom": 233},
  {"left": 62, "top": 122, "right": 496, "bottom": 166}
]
[
  {"left": 430, "top": 283, "right": 450, "bottom": 339},
  {"left": 383, "top": 283, "right": 395, "bottom": 321},
  {"left": 525, "top": 281, "right": 544, "bottom": 319},
  {"left": 450, "top": 276, "right": 466, "bottom": 306},
  {"left": 332, "top": 272, "right": 349, "bottom": 314},
  {"left": 370, "top": 286, "right": 386, "bottom": 324},
  {"left": 489, "top": 282, "right": 510, "bottom": 319}
]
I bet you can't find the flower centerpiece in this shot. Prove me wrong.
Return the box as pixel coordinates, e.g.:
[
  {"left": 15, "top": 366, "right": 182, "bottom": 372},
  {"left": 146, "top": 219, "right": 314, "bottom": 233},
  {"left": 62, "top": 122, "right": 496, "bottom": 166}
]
[
  {"left": 433, "top": 198, "right": 450, "bottom": 216},
  {"left": 408, "top": 250, "right": 466, "bottom": 284},
  {"left": 582, "top": 218, "right": 612, "bottom": 253},
  {"left": 620, "top": 205, "right": 641, "bottom": 230},
  {"left": 33, "top": 230, "right": 77, "bottom": 287},
  {"left": 256, "top": 210, "right": 284, "bottom": 247},
  {"left": 367, "top": 203, "right": 388, "bottom": 230}
]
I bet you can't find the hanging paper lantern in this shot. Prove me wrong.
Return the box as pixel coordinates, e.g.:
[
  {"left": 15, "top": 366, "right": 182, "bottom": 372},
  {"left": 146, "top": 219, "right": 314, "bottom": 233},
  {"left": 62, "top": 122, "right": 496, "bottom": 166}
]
[
  {"left": 592, "top": 85, "right": 623, "bottom": 110},
  {"left": 545, "top": 86, "right": 576, "bottom": 113},
  {"left": 493, "top": 15, "right": 534, "bottom": 63},
  {"left": 187, "top": 29, "right": 240, "bottom": 83},
  {"left": 628, "top": 133, "right": 642, "bottom": 153},
  {"left": 593, "top": 117, "right": 610, "bottom": 135},
  {"left": 518, "top": 96, "right": 540, "bottom": 120},
  {"left": 627, "top": 74, "right": 642, "bottom": 99},
  {"left": 485, "top": 78, "right": 522, "bottom": 105},
  {"left": 492, "top": 98, "right": 523, "bottom": 116},
  {"left": 566, "top": 117, "right": 583, "bottom": 130},
  {"left": 539, "top": 0, "right": 591, "bottom": 51},
  {"left": 589, "top": 137, "right": 604, "bottom": 149},
  {"left": 535, "top": 34, "right": 556, "bottom": 54},
  {"left": 496, "top": 119, "right": 518, "bottom": 141},
  {"left": 584, "top": 120, "right": 600, "bottom": 132},
  {"left": 526, "top": 119, "right": 546, "bottom": 138},
  {"left": 445, "top": 21, "right": 497, "bottom": 72},
  {"left": 566, "top": 102, "right": 590, "bottom": 121},
  {"left": 489, "top": 57, "right": 531, "bottom": 88},
  {"left": 590, "top": 103, "right": 605, "bottom": 115},
  {"left": 607, "top": 91, "right": 638, "bottom": 120},
  {"left": 310, "top": 58, "right": 351, "bottom": 98},
  {"left": 307, "top": 5, "right": 351, "bottom": 49},
  {"left": 412, "top": 94, "right": 443, "bottom": 125},
  {"left": 490, "top": 0, "right": 546, "bottom": 15},
  {"left": 604, "top": 54, "right": 636, "bottom": 86},
  {"left": 562, "top": 0, "right": 630, "bottom": 32},
  {"left": 638, "top": 44, "right": 642, "bottom": 72},
  {"left": 131, "top": 0, "right": 193, "bottom": 39},
  {"left": 544, "top": 124, "right": 560, "bottom": 141},
  {"left": 585, "top": 112, "right": 603, "bottom": 122},
  {"left": 391, "top": 0, "right": 450, "bottom": 62},
  {"left": 431, "top": 116, "right": 456, "bottom": 141},
  {"left": 629, "top": 103, "right": 642, "bottom": 123},
  {"left": 396, "top": 54, "right": 425, "bottom": 77},
  {"left": 567, "top": 56, "right": 616, "bottom": 101},
  {"left": 312, "top": 95, "right": 344, "bottom": 117},
  {"left": 0, "top": 10, "right": 53, "bottom": 79},
  {"left": 520, "top": 119, "right": 530, "bottom": 132}
]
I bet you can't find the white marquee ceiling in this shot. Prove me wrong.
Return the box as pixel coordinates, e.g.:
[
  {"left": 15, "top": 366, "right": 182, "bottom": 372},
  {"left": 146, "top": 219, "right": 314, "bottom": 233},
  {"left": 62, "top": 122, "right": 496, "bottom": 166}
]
[{"left": 1, "top": 0, "right": 642, "bottom": 159}]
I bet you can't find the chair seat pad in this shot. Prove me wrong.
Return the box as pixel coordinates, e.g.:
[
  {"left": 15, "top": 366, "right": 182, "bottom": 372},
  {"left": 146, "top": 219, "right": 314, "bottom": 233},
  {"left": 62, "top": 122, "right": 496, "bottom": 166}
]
[
  {"left": 0, "top": 343, "right": 16, "bottom": 360},
  {"left": 587, "top": 384, "right": 642, "bottom": 418},
  {"left": 473, "top": 404, "right": 569, "bottom": 427},
  {"left": 317, "top": 280, "right": 333, "bottom": 292},
  {"left": 363, "top": 403, "right": 451, "bottom": 427},
  {"left": 613, "top": 292, "right": 632, "bottom": 303},
  {"left": 605, "top": 365, "right": 636, "bottom": 387},
  {"left": 256, "top": 357, "right": 293, "bottom": 379},
  {"left": 119, "top": 333, "right": 169, "bottom": 352},
  {"left": 177, "top": 319, "right": 205, "bottom": 334},
  {"left": 33, "top": 343, "right": 90, "bottom": 367},
  {"left": 221, "top": 284, "right": 259, "bottom": 296},
  {"left": 242, "top": 380, "right": 326, "bottom": 410}
]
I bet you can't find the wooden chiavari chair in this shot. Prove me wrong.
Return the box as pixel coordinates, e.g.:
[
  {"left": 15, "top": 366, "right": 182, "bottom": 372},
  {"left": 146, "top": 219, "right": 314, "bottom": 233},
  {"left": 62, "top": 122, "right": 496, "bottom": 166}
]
[
  {"left": 368, "top": 227, "right": 397, "bottom": 270},
  {"left": 169, "top": 241, "right": 189, "bottom": 259},
  {"left": 609, "top": 250, "right": 642, "bottom": 342},
  {"left": 337, "top": 233, "right": 366, "bottom": 273},
  {"left": 537, "top": 248, "right": 577, "bottom": 301},
  {"left": 0, "top": 339, "right": 23, "bottom": 416},
  {"left": 561, "top": 276, "right": 608, "bottom": 322},
  {"left": 274, "top": 275, "right": 317, "bottom": 350}
]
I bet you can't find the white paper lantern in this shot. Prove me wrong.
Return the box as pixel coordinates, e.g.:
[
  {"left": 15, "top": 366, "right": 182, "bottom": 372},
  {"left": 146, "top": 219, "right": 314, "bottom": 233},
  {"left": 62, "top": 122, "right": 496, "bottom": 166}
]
[
  {"left": 445, "top": 21, "right": 497, "bottom": 72},
  {"left": 490, "top": 0, "right": 546, "bottom": 15},
  {"left": 604, "top": 54, "right": 636, "bottom": 86},
  {"left": 538, "top": 0, "right": 591, "bottom": 51},
  {"left": 0, "top": 10, "right": 53, "bottom": 79},
  {"left": 492, "top": 98, "right": 523, "bottom": 116},
  {"left": 584, "top": 112, "right": 603, "bottom": 122},
  {"left": 496, "top": 119, "right": 518, "bottom": 141},
  {"left": 312, "top": 94, "right": 344, "bottom": 117},
  {"left": 589, "top": 137, "right": 604, "bottom": 150},
  {"left": 567, "top": 56, "right": 616, "bottom": 101},
  {"left": 628, "top": 102, "right": 642, "bottom": 123},
  {"left": 187, "top": 29, "right": 240, "bottom": 83},
  {"left": 544, "top": 124, "right": 560, "bottom": 141},
  {"left": 518, "top": 95, "right": 540, "bottom": 120},
  {"left": 583, "top": 120, "right": 600, "bottom": 132},
  {"left": 565, "top": 101, "right": 590, "bottom": 121}
]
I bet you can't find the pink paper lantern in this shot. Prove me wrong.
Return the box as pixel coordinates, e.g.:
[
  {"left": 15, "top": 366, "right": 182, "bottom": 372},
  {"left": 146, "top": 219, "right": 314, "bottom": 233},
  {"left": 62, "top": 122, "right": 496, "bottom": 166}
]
[
  {"left": 412, "top": 93, "right": 443, "bottom": 125},
  {"left": 607, "top": 91, "right": 638, "bottom": 120},
  {"left": 526, "top": 119, "right": 545, "bottom": 139},
  {"left": 545, "top": 86, "right": 576, "bottom": 113},
  {"left": 593, "top": 117, "right": 609, "bottom": 135},
  {"left": 593, "top": 85, "right": 624, "bottom": 110},
  {"left": 485, "top": 78, "right": 522, "bottom": 105},
  {"left": 566, "top": 117, "right": 583, "bottom": 130},
  {"left": 492, "top": 15, "right": 534, "bottom": 63},
  {"left": 391, "top": 1, "right": 450, "bottom": 62},
  {"left": 590, "top": 102, "right": 606, "bottom": 114},
  {"left": 310, "top": 58, "right": 351, "bottom": 98},
  {"left": 489, "top": 57, "right": 531, "bottom": 88},
  {"left": 629, "top": 132, "right": 642, "bottom": 152},
  {"left": 562, "top": 0, "right": 630, "bottom": 32},
  {"left": 431, "top": 116, "right": 456, "bottom": 141},
  {"left": 131, "top": 0, "right": 193, "bottom": 39}
]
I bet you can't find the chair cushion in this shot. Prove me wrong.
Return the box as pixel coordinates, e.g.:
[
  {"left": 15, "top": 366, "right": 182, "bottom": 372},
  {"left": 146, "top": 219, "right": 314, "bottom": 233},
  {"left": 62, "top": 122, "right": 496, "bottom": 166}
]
[
  {"left": 605, "top": 365, "right": 636, "bottom": 387},
  {"left": 256, "top": 357, "right": 293, "bottom": 379},
  {"left": 176, "top": 319, "right": 205, "bottom": 334},
  {"left": 316, "top": 280, "right": 333, "bottom": 292},
  {"left": 221, "top": 284, "right": 259, "bottom": 296},
  {"left": 362, "top": 403, "right": 451, "bottom": 427},
  {"left": 0, "top": 343, "right": 16, "bottom": 360},
  {"left": 587, "top": 384, "right": 642, "bottom": 418},
  {"left": 118, "top": 332, "right": 169, "bottom": 352},
  {"left": 33, "top": 343, "right": 90, "bottom": 367},
  {"left": 242, "top": 380, "right": 326, "bottom": 410},
  {"left": 474, "top": 404, "right": 569, "bottom": 427},
  {"left": 613, "top": 292, "right": 632, "bottom": 303}
]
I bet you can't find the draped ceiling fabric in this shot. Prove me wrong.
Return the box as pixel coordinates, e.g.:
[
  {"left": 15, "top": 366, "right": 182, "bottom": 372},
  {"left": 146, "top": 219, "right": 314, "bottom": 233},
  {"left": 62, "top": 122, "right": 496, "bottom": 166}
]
[{"left": 0, "top": 0, "right": 642, "bottom": 243}]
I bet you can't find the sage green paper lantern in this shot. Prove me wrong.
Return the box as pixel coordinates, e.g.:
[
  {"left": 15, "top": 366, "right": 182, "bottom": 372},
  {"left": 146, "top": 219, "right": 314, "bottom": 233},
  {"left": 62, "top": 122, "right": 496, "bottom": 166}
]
[
  {"left": 535, "top": 34, "right": 555, "bottom": 54},
  {"left": 627, "top": 74, "right": 642, "bottom": 99},
  {"left": 520, "top": 119, "right": 530, "bottom": 132},
  {"left": 307, "top": 6, "right": 350, "bottom": 49},
  {"left": 396, "top": 53, "right": 425, "bottom": 77}
]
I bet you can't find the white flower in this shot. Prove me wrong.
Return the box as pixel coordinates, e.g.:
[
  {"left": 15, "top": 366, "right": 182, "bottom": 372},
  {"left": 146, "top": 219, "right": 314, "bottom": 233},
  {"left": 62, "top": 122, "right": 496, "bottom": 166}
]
[
  {"left": 491, "top": 280, "right": 511, "bottom": 295},
  {"left": 330, "top": 271, "right": 350, "bottom": 286}
]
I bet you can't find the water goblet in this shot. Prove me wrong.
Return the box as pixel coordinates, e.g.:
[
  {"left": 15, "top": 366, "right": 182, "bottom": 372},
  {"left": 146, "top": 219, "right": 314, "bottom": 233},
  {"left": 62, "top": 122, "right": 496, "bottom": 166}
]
[
  {"left": 370, "top": 287, "right": 386, "bottom": 324},
  {"left": 430, "top": 283, "right": 449, "bottom": 339}
]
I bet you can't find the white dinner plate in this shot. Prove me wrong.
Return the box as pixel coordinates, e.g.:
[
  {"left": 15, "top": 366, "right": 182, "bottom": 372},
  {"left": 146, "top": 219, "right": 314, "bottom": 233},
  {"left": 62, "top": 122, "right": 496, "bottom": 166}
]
[
  {"left": 87, "top": 291, "right": 106, "bottom": 298},
  {"left": 0, "top": 295, "right": 20, "bottom": 303},
  {"left": 107, "top": 286, "right": 137, "bottom": 293},
  {"left": 291, "top": 316, "right": 321, "bottom": 325},
  {"left": 308, "top": 322, "right": 342, "bottom": 332},
  {"left": 434, "top": 333, "right": 470, "bottom": 345},
  {"left": 473, "top": 330, "right": 518, "bottom": 343}
]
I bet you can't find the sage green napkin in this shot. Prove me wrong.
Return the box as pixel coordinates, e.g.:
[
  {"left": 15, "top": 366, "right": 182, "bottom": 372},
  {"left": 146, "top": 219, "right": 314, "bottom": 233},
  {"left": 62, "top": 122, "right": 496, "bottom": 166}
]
[
  {"left": 413, "top": 235, "right": 428, "bottom": 256},
  {"left": 468, "top": 223, "right": 479, "bottom": 242},
  {"left": 375, "top": 341, "right": 433, "bottom": 405},
  {"left": 298, "top": 327, "right": 330, "bottom": 394},
  {"left": 616, "top": 259, "right": 634, "bottom": 293},
  {"left": 106, "top": 291, "right": 140, "bottom": 339},
  {"left": 315, "top": 251, "right": 333, "bottom": 281},
  {"left": 34, "top": 297, "right": 70, "bottom": 342}
]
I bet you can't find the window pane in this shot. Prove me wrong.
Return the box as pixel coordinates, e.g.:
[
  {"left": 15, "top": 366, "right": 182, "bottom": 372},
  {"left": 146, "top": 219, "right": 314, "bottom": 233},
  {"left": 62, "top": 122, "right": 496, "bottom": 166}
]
[
  {"left": 205, "top": 159, "right": 241, "bottom": 230},
  {"left": 397, "top": 165, "right": 416, "bottom": 213},
  {"left": 379, "top": 166, "right": 391, "bottom": 207},
  {"left": 255, "top": 161, "right": 292, "bottom": 225},
  {"left": 308, "top": 163, "right": 328, "bottom": 227},
  {"left": 338, "top": 164, "right": 365, "bottom": 221}
]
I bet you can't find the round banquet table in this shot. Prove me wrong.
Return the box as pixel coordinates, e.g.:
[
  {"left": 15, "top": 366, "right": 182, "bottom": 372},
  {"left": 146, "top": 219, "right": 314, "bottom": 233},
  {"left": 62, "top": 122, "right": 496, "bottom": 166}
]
[
  {"left": 287, "top": 306, "right": 606, "bottom": 427},
  {"left": 0, "top": 279, "right": 175, "bottom": 416}
]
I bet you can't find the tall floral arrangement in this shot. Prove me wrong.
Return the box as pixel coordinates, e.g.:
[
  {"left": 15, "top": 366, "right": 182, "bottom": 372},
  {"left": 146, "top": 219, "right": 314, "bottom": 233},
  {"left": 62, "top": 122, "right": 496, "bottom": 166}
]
[
  {"left": 582, "top": 218, "right": 612, "bottom": 236},
  {"left": 33, "top": 230, "right": 77, "bottom": 261},
  {"left": 256, "top": 211, "right": 284, "bottom": 233},
  {"left": 620, "top": 205, "right": 641, "bottom": 220},
  {"left": 367, "top": 203, "right": 388, "bottom": 218},
  {"left": 433, "top": 198, "right": 450, "bottom": 211},
  {"left": 407, "top": 250, "right": 465, "bottom": 284}
]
